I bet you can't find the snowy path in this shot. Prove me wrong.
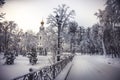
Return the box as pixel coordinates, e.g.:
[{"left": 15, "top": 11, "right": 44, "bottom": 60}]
[{"left": 66, "top": 55, "right": 120, "bottom": 80}]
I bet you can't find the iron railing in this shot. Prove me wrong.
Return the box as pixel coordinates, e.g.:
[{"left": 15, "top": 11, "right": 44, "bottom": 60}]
[{"left": 13, "top": 55, "right": 74, "bottom": 80}]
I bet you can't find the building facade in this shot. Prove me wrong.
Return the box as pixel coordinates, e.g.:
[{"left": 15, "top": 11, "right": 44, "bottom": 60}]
[{"left": 37, "top": 20, "right": 48, "bottom": 55}]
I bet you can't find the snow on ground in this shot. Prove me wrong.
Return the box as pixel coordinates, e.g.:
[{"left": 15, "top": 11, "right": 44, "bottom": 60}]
[
  {"left": 89, "top": 54, "right": 120, "bottom": 68},
  {"left": 0, "top": 54, "right": 52, "bottom": 80},
  {"left": 0, "top": 53, "right": 120, "bottom": 80},
  {"left": 66, "top": 54, "right": 120, "bottom": 80}
]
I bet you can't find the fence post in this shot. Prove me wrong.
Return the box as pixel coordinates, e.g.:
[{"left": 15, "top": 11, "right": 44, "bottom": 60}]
[{"left": 28, "top": 68, "right": 34, "bottom": 80}]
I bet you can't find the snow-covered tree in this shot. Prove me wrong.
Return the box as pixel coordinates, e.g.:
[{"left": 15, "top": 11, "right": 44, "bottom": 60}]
[
  {"left": 46, "top": 26, "right": 58, "bottom": 63},
  {"left": 94, "top": 0, "right": 120, "bottom": 57},
  {"left": 0, "top": 0, "right": 5, "bottom": 7},
  {"left": 47, "top": 4, "right": 75, "bottom": 61},
  {"left": 68, "top": 21, "right": 78, "bottom": 54},
  {"left": 47, "top": 4, "right": 75, "bottom": 31},
  {"left": 0, "top": 21, "right": 17, "bottom": 54},
  {"left": 20, "top": 31, "right": 38, "bottom": 55}
]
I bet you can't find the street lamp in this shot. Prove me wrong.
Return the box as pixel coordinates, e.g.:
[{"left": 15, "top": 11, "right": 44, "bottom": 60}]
[{"left": 56, "top": 14, "right": 62, "bottom": 62}]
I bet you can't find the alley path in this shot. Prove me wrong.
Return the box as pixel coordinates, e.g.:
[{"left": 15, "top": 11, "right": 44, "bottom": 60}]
[{"left": 66, "top": 55, "right": 120, "bottom": 80}]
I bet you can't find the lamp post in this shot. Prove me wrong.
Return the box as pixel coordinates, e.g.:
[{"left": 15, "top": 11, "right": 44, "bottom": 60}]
[{"left": 56, "top": 14, "right": 62, "bottom": 62}]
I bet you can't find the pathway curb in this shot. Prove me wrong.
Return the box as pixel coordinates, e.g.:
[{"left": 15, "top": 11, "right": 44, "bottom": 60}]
[{"left": 54, "top": 62, "right": 73, "bottom": 80}]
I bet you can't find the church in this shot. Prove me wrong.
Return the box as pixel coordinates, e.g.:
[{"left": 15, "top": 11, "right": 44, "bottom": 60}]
[{"left": 37, "top": 20, "right": 48, "bottom": 55}]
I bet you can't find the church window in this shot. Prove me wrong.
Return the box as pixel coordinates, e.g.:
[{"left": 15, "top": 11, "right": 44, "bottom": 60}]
[{"left": 40, "top": 36, "right": 41, "bottom": 40}]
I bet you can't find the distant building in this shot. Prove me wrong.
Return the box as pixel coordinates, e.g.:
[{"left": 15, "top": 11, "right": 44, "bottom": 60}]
[{"left": 37, "top": 20, "right": 48, "bottom": 55}]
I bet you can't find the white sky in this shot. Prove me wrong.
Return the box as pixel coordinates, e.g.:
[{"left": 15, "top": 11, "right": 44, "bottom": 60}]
[{"left": 0, "top": 0, "right": 106, "bottom": 32}]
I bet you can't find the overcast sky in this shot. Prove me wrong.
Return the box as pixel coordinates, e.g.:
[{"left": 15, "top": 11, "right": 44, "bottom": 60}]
[{"left": 0, "top": 0, "right": 106, "bottom": 32}]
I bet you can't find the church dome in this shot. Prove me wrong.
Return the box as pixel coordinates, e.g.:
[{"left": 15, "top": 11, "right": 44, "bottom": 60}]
[
  {"left": 39, "top": 20, "right": 45, "bottom": 31},
  {"left": 41, "top": 20, "right": 44, "bottom": 26}
]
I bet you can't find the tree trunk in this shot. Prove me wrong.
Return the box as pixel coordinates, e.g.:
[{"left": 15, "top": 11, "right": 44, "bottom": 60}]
[{"left": 102, "top": 38, "right": 106, "bottom": 55}]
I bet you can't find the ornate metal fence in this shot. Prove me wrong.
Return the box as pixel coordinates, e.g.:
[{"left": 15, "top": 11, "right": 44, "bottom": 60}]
[{"left": 13, "top": 55, "right": 74, "bottom": 80}]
